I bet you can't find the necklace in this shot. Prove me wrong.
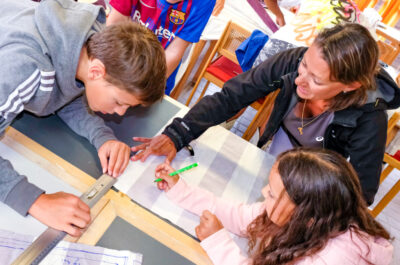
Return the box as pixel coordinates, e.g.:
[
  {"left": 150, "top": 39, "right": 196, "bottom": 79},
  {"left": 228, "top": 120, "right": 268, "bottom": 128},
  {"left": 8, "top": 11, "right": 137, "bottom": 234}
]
[{"left": 297, "top": 100, "right": 326, "bottom": 135}]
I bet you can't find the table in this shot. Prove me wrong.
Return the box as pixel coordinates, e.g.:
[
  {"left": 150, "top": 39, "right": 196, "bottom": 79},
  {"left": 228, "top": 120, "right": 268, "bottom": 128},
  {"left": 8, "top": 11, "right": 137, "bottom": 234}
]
[
  {"left": 2, "top": 97, "right": 203, "bottom": 264},
  {"left": 1, "top": 96, "right": 274, "bottom": 264}
]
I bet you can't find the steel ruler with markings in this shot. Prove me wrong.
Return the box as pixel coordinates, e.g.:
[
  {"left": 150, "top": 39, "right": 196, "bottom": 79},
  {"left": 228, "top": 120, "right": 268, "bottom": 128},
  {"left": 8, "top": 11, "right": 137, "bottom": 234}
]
[{"left": 11, "top": 174, "right": 117, "bottom": 265}]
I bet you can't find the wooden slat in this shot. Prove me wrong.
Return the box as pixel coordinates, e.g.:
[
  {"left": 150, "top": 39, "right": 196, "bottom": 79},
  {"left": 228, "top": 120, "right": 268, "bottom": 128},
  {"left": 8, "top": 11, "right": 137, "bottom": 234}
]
[{"left": 3, "top": 127, "right": 212, "bottom": 265}]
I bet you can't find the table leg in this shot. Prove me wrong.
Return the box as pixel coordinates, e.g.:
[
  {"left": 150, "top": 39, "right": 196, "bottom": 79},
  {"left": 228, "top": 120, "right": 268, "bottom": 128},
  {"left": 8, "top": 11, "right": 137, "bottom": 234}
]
[{"left": 191, "top": 40, "right": 217, "bottom": 83}]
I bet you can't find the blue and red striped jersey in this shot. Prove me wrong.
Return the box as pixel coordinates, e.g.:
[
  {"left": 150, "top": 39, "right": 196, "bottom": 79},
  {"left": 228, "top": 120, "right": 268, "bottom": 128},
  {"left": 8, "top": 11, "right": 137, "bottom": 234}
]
[{"left": 110, "top": 0, "right": 215, "bottom": 49}]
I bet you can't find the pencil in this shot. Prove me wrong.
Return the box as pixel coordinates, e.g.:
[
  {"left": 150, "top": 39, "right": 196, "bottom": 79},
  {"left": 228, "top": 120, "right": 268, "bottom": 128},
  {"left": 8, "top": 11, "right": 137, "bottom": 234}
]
[{"left": 154, "top": 162, "right": 198, "bottom": 182}]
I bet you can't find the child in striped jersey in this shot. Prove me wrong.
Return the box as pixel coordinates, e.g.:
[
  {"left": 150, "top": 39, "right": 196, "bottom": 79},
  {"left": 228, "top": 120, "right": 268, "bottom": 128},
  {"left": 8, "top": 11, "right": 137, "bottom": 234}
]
[
  {"left": 0, "top": 0, "right": 165, "bottom": 236},
  {"left": 107, "top": 0, "right": 215, "bottom": 95}
]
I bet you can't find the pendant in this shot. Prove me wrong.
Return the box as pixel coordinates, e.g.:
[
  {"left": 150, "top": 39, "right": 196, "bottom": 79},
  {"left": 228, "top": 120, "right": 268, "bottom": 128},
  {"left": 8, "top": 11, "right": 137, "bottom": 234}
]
[{"left": 298, "top": 127, "right": 303, "bottom": 135}]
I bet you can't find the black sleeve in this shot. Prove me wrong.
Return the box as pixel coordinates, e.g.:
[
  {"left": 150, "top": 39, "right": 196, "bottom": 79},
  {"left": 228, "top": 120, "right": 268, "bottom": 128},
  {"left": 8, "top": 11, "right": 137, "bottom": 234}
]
[
  {"left": 163, "top": 47, "right": 308, "bottom": 151},
  {"left": 346, "top": 111, "right": 387, "bottom": 205}
]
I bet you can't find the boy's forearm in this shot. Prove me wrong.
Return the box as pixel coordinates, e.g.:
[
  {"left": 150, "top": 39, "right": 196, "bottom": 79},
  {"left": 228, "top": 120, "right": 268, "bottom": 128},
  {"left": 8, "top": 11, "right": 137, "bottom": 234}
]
[
  {"left": 0, "top": 156, "right": 44, "bottom": 216},
  {"left": 57, "top": 97, "right": 117, "bottom": 150},
  {"left": 165, "top": 37, "right": 191, "bottom": 77}
]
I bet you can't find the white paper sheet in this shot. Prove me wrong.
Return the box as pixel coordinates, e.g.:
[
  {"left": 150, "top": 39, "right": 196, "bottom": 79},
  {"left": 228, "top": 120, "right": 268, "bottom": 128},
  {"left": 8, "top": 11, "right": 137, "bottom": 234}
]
[
  {"left": 0, "top": 229, "right": 142, "bottom": 265},
  {"left": 115, "top": 116, "right": 275, "bottom": 237}
]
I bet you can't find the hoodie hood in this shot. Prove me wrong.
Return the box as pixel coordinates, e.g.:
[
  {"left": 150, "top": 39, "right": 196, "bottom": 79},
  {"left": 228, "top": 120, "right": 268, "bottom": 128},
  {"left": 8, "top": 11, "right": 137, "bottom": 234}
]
[
  {"left": 34, "top": 0, "right": 106, "bottom": 98},
  {"left": 365, "top": 66, "right": 400, "bottom": 110},
  {"left": 0, "top": 0, "right": 105, "bottom": 118},
  {"left": 330, "top": 66, "right": 400, "bottom": 128}
]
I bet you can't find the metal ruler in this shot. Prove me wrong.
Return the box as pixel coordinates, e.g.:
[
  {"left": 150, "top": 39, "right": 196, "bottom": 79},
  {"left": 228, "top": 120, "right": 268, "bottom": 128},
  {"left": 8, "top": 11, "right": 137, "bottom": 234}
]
[{"left": 11, "top": 174, "right": 117, "bottom": 265}]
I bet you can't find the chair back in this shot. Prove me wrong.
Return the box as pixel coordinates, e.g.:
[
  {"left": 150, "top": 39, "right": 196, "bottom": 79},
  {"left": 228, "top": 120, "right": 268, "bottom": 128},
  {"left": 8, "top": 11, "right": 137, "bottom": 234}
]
[
  {"left": 216, "top": 22, "right": 251, "bottom": 64},
  {"left": 386, "top": 112, "right": 400, "bottom": 147},
  {"left": 377, "top": 39, "right": 399, "bottom": 65},
  {"left": 370, "top": 112, "right": 400, "bottom": 217},
  {"left": 185, "top": 21, "right": 279, "bottom": 141},
  {"left": 185, "top": 21, "right": 251, "bottom": 105}
]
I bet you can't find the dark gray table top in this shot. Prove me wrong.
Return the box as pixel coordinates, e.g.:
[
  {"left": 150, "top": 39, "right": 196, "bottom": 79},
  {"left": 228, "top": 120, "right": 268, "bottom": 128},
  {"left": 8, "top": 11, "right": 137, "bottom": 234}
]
[
  {"left": 98, "top": 217, "right": 195, "bottom": 265},
  {"left": 11, "top": 99, "right": 194, "bottom": 264},
  {"left": 12, "top": 99, "right": 181, "bottom": 179}
]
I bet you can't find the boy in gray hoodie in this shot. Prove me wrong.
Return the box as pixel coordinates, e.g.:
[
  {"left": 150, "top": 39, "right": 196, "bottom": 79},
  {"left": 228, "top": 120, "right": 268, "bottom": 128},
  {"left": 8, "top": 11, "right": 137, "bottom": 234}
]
[{"left": 0, "top": 0, "right": 166, "bottom": 236}]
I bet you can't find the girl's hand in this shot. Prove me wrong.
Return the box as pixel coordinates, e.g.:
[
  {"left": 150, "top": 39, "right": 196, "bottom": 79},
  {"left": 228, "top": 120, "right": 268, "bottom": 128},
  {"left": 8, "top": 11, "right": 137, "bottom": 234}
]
[
  {"left": 195, "top": 210, "right": 223, "bottom": 241},
  {"left": 154, "top": 163, "right": 179, "bottom": 192}
]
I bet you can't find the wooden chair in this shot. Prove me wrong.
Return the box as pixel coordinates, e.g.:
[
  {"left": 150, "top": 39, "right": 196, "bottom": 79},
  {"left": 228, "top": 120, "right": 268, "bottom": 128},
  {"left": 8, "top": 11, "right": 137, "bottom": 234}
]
[
  {"left": 356, "top": 0, "right": 399, "bottom": 27},
  {"left": 370, "top": 112, "right": 400, "bottom": 217},
  {"left": 185, "top": 21, "right": 251, "bottom": 106},
  {"left": 185, "top": 21, "right": 279, "bottom": 141},
  {"left": 376, "top": 27, "right": 400, "bottom": 65},
  {"left": 377, "top": 40, "right": 399, "bottom": 65},
  {"left": 170, "top": 40, "right": 217, "bottom": 100},
  {"left": 242, "top": 90, "right": 279, "bottom": 141}
]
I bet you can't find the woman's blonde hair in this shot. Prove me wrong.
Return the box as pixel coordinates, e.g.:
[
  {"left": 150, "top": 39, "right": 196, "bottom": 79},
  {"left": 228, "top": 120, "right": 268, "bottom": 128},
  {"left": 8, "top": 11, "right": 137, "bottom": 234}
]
[{"left": 314, "top": 23, "right": 380, "bottom": 111}]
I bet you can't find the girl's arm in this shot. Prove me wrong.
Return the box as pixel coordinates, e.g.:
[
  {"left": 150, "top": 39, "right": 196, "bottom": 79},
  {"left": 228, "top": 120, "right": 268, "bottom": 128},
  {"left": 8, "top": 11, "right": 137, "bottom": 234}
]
[
  {"left": 200, "top": 228, "right": 252, "bottom": 265},
  {"left": 165, "top": 177, "right": 265, "bottom": 236}
]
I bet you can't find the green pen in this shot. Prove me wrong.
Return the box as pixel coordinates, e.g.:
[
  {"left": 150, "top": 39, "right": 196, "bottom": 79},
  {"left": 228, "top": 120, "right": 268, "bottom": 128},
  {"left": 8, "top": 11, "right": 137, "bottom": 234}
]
[{"left": 154, "top": 162, "right": 198, "bottom": 182}]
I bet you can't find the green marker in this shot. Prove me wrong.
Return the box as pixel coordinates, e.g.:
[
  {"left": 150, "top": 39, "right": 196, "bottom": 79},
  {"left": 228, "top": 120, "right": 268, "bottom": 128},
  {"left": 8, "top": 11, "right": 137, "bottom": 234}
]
[{"left": 154, "top": 162, "right": 198, "bottom": 182}]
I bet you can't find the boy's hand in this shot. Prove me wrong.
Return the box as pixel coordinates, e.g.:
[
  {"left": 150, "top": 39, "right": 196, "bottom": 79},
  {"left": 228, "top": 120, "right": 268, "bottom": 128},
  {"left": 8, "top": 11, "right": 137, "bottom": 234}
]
[
  {"left": 154, "top": 163, "right": 179, "bottom": 192},
  {"left": 131, "top": 135, "right": 177, "bottom": 164},
  {"left": 195, "top": 210, "right": 223, "bottom": 241},
  {"left": 98, "top": 140, "right": 130, "bottom": 177},
  {"left": 28, "top": 192, "right": 91, "bottom": 237}
]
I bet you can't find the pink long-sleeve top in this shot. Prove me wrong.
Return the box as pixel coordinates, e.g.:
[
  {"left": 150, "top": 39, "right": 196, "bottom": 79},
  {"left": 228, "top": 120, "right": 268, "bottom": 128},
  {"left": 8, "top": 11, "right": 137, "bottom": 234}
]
[{"left": 166, "top": 179, "right": 393, "bottom": 265}]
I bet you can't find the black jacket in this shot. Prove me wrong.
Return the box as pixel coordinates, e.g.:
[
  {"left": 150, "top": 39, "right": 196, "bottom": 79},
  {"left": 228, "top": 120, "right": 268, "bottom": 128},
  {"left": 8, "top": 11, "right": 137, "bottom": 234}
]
[{"left": 164, "top": 47, "right": 400, "bottom": 205}]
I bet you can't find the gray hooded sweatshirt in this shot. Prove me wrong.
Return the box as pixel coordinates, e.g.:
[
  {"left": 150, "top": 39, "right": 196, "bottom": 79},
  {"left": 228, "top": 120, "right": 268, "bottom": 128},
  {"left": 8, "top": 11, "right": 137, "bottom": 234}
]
[{"left": 0, "top": 0, "right": 117, "bottom": 215}]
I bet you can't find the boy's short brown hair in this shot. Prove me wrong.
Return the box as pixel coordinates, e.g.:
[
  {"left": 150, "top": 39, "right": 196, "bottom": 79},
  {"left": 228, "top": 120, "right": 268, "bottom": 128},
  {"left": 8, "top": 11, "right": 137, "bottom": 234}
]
[{"left": 86, "top": 22, "right": 166, "bottom": 105}]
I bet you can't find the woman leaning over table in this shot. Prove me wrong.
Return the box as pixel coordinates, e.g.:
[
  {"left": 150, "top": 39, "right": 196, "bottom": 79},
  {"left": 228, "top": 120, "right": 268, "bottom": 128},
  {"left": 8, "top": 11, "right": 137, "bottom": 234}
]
[{"left": 131, "top": 23, "right": 400, "bottom": 206}]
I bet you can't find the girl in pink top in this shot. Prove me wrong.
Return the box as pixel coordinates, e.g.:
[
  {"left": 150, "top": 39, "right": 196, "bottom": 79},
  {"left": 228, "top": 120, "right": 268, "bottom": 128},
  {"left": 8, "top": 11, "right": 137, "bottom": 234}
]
[{"left": 155, "top": 148, "right": 393, "bottom": 264}]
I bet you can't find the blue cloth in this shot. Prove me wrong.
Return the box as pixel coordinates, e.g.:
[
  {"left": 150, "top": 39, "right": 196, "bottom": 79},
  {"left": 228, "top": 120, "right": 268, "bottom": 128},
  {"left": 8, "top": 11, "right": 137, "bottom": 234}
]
[{"left": 235, "top": 30, "right": 269, "bottom": 72}]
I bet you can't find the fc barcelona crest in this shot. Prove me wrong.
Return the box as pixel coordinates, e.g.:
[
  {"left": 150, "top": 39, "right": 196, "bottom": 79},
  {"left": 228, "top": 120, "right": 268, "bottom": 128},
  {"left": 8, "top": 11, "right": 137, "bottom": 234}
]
[{"left": 170, "top": 9, "right": 185, "bottom": 25}]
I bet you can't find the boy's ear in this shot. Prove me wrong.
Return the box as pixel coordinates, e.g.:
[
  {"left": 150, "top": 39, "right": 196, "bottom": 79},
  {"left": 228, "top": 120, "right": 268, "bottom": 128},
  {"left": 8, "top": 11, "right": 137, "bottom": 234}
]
[{"left": 88, "top": 58, "right": 106, "bottom": 80}]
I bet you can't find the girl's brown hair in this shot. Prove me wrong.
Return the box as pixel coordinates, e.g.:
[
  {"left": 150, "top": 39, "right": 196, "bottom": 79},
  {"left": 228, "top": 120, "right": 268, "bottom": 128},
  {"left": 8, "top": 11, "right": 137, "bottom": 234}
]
[
  {"left": 313, "top": 23, "right": 380, "bottom": 111},
  {"left": 247, "top": 148, "right": 390, "bottom": 265},
  {"left": 86, "top": 22, "right": 166, "bottom": 105}
]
